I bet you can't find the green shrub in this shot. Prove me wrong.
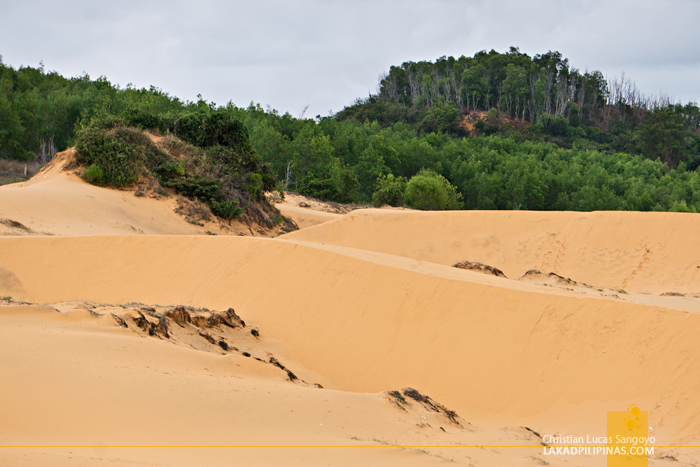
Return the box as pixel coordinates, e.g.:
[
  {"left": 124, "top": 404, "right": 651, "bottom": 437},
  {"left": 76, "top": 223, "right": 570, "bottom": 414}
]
[
  {"left": 210, "top": 199, "right": 243, "bottom": 220},
  {"left": 246, "top": 173, "right": 264, "bottom": 200},
  {"left": 162, "top": 175, "right": 223, "bottom": 201},
  {"left": 669, "top": 200, "right": 695, "bottom": 213},
  {"left": 299, "top": 171, "right": 338, "bottom": 200},
  {"left": 474, "top": 119, "right": 499, "bottom": 136},
  {"left": 153, "top": 160, "right": 186, "bottom": 182},
  {"left": 75, "top": 125, "right": 172, "bottom": 187},
  {"left": 372, "top": 174, "right": 406, "bottom": 207},
  {"left": 124, "top": 109, "right": 175, "bottom": 133},
  {"left": 83, "top": 164, "right": 104, "bottom": 184},
  {"left": 421, "top": 100, "right": 462, "bottom": 135},
  {"left": 74, "top": 127, "right": 140, "bottom": 186},
  {"left": 404, "top": 169, "right": 462, "bottom": 210},
  {"left": 174, "top": 110, "right": 251, "bottom": 152},
  {"left": 298, "top": 161, "right": 360, "bottom": 203},
  {"left": 538, "top": 114, "right": 570, "bottom": 137}
]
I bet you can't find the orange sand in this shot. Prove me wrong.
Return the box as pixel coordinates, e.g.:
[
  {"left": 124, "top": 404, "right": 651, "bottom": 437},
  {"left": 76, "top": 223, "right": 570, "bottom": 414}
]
[
  {"left": 284, "top": 209, "right": 700, "bottom": 295},
  {"left": 0, "top": 167, "right": 699, "bottom": 466}
]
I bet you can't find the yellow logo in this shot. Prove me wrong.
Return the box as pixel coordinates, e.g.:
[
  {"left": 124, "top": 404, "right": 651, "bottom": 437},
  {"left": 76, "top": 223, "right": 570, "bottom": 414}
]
[{"left": 607, "top": 404, "right": 650, "bottom": 466}]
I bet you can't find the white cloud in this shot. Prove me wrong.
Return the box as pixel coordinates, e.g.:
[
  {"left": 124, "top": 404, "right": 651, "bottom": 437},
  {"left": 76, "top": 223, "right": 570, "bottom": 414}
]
[{"left": 1, "top": 0, "right": 698, "bottom": 115}]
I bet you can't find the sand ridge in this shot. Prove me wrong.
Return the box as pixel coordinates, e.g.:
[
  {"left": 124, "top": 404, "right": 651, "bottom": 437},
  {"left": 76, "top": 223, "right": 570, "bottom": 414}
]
[{"left": 282, "top": 208, "right": 700, "bottom": 295}]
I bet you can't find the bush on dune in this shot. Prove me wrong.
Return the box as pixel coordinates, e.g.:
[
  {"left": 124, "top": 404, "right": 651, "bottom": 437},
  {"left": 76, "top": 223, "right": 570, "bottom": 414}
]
[
  {"left": 404, "top": 169, "right": 462, "bottom": 210},
  {"left": 73, "top": 112, "right": 278, "bottom": 223}
]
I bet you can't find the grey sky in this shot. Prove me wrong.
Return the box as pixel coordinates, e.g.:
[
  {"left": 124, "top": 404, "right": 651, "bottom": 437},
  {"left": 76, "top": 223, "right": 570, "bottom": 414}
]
[{"left": 1, "top": 0, "right": 699, "bottom": 117}]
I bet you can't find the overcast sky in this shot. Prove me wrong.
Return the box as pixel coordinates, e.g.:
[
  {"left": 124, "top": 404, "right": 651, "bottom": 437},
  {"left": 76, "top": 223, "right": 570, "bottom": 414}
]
[{"left": 1, "top": 0, "right": 699, "bottom": 117}]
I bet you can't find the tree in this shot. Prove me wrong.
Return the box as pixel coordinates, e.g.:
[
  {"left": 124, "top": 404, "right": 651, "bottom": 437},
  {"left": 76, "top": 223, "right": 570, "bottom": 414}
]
[
  {"left": 421, "top": 99, "right": 461, "bottom": 135},
  {"left": 501, "top": 64, "right": 528, "bottom": 119},
  {"left": 0, "top": 78, "right": 28, "bottom": 160},
  {"left": 461, "top": 64, "right": 488, "bottom": 110},
  {"left": 637, "top": 106, "right": 689, "bottom": 166},
  {"left": 404, "top": 169, "right": 462, "bottom": 210},
  {"left": 372, "top": 174, "right": 406, "bottom": 207}
]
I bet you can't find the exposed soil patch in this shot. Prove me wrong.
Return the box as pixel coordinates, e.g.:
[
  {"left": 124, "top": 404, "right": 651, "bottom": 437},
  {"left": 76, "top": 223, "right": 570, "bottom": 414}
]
[
  {"left": 520, "top": 269, "right": 602, "bottom": 291},
  {"left": 19, "top": 300, "right": 321, "bottom": 387},
  {"left": 0, "top": 219, "right": 31, "bottom": 232},
  {"left": 452, "top": 260, "right": 507, "bottom": 278},
  {"left": 174, "top": 198, "right": 213, "bottom": 226},
  {"left": 387, "top": 387, "right": 464, "bottom": 426}
]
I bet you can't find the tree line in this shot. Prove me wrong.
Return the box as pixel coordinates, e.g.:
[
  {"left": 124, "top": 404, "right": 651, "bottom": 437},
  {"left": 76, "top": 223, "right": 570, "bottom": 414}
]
[
  {"left": 339, "top": 48, "right": 700, "bottom": 168},
  {"left": 1, "top": 50, "right": 699, "bottom": 212}
]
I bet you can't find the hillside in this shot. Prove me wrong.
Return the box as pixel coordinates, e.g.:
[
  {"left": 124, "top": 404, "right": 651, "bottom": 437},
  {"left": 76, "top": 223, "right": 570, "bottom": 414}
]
[{"left": 337, "top": 49, "right": 700, "bottom": 167}]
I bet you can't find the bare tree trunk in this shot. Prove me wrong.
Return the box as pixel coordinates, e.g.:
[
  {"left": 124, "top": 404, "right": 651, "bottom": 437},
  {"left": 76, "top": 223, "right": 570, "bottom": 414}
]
[
  {"left": 496, "top": 82, "right": 503, "bottom": 110},
  {"left": 577, "top": 75, "right": 586, "bottom": 122},
  {"left": 528, "top": 72, "right": 537, "bottom": 121},
  {"left": 450, "top": 68, "right": 462, "bottom": 107},
  {"left": 285, "top": 161, "right": 294, "bottom": 189},
  {"left": 407, "top": 70, "right": 421, "bottom": 105},
  {"left": 49, "top": 135, "right": 56, "bottom": 161},
  {"left": 39, "top": 139, "right": 47, "bottom": 165},
  {"left": 544, "top": 70, "right": 554, "bottom": 115},
  {"left": 443, "top": 78, "right": 452, "bottom": 103}
]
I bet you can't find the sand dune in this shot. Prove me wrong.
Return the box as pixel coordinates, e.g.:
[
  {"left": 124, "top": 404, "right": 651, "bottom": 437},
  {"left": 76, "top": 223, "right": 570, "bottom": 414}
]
[
  {"left": 276, "top": 203, "right": 343, "bottom": 228},
  {"left": 0, "top": 171, "right": 206, "bottom": 236},
  {"left": 0, "top": 305, "right": 481, "bottom": 466},
  {"left": 283, "top": 209, "right": 700, "bottom": 295},
  {"left": 2, "top": 168, "right": 700, "bottom": 465},
  {"left": 1, "top": 235, "right": 699, "bottom": 452},
  {"left": 0, "top": 151, "right": 275, "bottom": 237}
]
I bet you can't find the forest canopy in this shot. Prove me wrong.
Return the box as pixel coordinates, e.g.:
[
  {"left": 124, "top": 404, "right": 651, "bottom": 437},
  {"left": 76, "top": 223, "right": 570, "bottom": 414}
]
[{"left": 1, "top": 49, "right": 699, "bottom": 212}]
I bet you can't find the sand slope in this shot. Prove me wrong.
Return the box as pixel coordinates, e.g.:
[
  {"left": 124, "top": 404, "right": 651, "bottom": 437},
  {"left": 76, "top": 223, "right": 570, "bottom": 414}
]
[
  {"left": 283, "top": 209, "right": 700, "bottom": 295},
  {"left": 0, "top": 305, "right": 473, "bottom": 466},
  {"left": 2, "top": 175, "right": 700, "bottom": 465},
  {"left": 0, "top": 150, "right": 275, "bottom": 237},
  {"left": 1, "top": 235, "right": 699, "bottom": 451},
  {"left": 276, "top": 203, "right": 343, "bottom": 228},
  {"left": 0, "top": 171, "right": 207, "bottom": 236}
]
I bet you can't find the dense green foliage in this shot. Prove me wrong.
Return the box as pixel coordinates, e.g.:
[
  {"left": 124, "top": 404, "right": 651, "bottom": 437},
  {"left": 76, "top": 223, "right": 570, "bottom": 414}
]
[
  {"left": 75, "top": 126, "right": 168, "bottom": 186},
  {"left": 338, "top": 48, "right": 700, "bottom": 169},
  {"left": 236, "top": 109, "right": 700, "bottom": 212},
  {"left": 2, "top": 51, "right": 700, "bottom": 212},
  {"left": 404, "top": 169, "right": 462, "bottom": 210},
  {"left": 372, "top": 174, "right": 407, "bottom": 207},
  {"left": 73, "top": 111, "right": 276, "bottom": 221}
]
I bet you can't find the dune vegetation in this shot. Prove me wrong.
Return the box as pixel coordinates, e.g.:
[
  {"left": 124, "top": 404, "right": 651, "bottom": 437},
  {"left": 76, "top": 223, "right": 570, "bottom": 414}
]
[{"left": 73, "top": 112, "right": 280, "bottom": 224}]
